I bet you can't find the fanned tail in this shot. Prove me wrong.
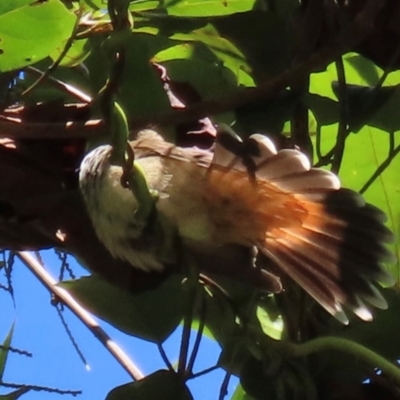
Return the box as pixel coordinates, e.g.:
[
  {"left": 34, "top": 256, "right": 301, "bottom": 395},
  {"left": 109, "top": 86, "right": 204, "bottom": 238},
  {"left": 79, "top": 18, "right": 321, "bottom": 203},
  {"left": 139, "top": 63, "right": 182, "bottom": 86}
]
[{"left": 211, "top": 132, "right": 394, "bottom": 323}]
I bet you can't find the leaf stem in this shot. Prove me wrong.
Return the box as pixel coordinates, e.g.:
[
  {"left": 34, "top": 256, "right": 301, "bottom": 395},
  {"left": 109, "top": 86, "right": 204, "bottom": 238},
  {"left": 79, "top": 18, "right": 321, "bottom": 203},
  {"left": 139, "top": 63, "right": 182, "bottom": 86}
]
[
  {"left": 177, "top": 287, "right": 194, "bottom": 375},
  {"left": 186, "top": 288, "right": 206, "bottom": 376},
  {"left": 157, "top": 342, "right": 174, "bottom": 371}
]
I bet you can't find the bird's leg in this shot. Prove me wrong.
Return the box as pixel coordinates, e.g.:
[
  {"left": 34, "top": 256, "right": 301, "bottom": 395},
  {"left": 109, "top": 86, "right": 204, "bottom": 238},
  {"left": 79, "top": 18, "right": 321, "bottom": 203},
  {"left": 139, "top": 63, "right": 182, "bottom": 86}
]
[{"left": 216, "top": 125, "right": 260, "bottom": 181}]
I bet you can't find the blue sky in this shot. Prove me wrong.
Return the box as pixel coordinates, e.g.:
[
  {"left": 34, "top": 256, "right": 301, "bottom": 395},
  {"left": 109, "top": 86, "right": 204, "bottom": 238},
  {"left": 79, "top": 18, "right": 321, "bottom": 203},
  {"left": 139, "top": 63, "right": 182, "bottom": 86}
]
[{"left": 0, "top": 251, "right": 238, "bottom": 400}]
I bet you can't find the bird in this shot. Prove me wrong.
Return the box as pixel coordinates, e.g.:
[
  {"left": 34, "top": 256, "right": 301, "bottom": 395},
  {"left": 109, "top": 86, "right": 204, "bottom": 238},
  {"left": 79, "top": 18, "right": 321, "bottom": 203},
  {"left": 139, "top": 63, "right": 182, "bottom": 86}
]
[{"left": 79, "top": 128, "right": 394, "bottom": 324}]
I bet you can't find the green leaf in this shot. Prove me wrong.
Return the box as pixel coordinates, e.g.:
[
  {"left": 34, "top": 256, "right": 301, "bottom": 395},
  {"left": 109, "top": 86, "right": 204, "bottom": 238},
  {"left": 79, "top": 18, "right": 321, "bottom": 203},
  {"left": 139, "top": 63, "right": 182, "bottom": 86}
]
[
  {"left": 230, "top": 384, "right": 256, "bottom": 400},
  {"left": 345, "top": 53, "right": 382, "bottom": 87},
  {"left": 331, "top": 83, "right": 397, "bottom": 133},
  {"left": 310, "top": 53, "right": 385, "bottom": 102},
  {"left": 105, "top": 370, "right": 193, "bottom": 400},
  {"left": 130, "top": 1, "right": 159, "bottom": 13},
  {"left": 159, "top": 56, "right": 239, "bottom": 103},
  {"left": 131, "top": 0, "right": 256, "bottom": 16},
  {"left": 366, "top": 88, "right": 400, "bottom": 133},
  {"left": 0, "top": 0, "right": 76, "bottom": 72},
  {"left": 214, "top": 11, "right": 291, "bottom": 79},
  {"left": 198, "top": 285, "right": 238, "bottom": 345},
  {"left": 60, "top": 274, "right": 188, "bottom": 342},
  {"left": 82, "top": 0, "right": 106, "bottom": 11},
  {"left": 306, "top": 292, "right": 400, "bottom": 396},
  {"left": 307, "top": 93, "right": 339, "bottom": 126},
  {"left": 240, "top": 356, "right": 315, "bottom": 400},
  {"left": 0, "top": 323, "right": 14, "bottom": 381},
  {"left": 256, "top": 304, "right": 284, "bottom": 341},
  {"left": 234, "top": 90, "right": 298, "bottom": 133},
  {"left": 85, "top": 33, "right": 171, "bottom": 118},
  {"left": 160, "top": 0, "right": 256, "bottom": 17},
  {"left": 340, "top": 289, "right": 400, "bottom": 360},
  {"left": 309, "top": 294, "right": 400, "bottom": 394},
  {"left": 240, "top": 356, "right": 278, "bottom": 400},
  {"left": 50, "top": 38, "right": 91, "bottom": 67},
  {"left": 136, "top": 22, "right": 254, "bottom": 88},
  {"left": 272, "top": 0, "right": 301, "bottom": 16},
  {"left": 0, "top": 0, "right": 32, "bottom": 15}
]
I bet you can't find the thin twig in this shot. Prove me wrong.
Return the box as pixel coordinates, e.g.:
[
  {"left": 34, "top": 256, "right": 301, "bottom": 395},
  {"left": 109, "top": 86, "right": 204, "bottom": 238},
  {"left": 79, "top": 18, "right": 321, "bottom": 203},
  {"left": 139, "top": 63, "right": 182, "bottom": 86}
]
[
  {"left": 16, "top": 251, "right": 144, "bottom": 381},
  {"left": 0, "top": 346, "right": 32, "bottom": 358},
  {"left": 55, "top": 304, "right": 90, "bottom": 370},
  {"left": 187, "top": 365, "right": 220, "bottom": 380},
  {"left": 0, "top": 381, "right": 81, "bottom": 396},
  {"left": 5, "top": 251, "right": 15, "bottom": 305}
]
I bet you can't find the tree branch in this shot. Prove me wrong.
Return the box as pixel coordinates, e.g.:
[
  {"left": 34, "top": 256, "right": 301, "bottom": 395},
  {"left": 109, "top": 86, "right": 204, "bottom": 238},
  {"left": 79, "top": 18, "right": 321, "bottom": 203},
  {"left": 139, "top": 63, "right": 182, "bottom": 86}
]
[
  {"left": 17, "top": 251, "right": 144, "bottom": 381},
  {"left": 0, "top": 0, "right": 386, "bottom": 140}
]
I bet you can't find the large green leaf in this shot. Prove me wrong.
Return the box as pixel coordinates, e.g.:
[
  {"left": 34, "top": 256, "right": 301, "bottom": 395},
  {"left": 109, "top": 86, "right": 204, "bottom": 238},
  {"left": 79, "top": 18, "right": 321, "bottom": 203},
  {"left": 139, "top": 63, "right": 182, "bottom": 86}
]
[
  {"left": 0, "top": 0, "right": 76, "bottom": 72},
  {"left": 135, "top": 22, "right": 254, "bottom": 88},
  {"left": 105, "top": 370, "right": 193, "bottom": 400},
  {"left": 214, "top": 11, "right": 291, "bottom": 80},
  {"left": 85, "top": 33, "right": 171, "bottom": 118},
  {"left": 0, "top": 0, "right": 31, "bottom": 15},
  {"left": 198, "top": 285, "right": 238, "bottom": 346},
  {"left": 310, "top": 53, "right": 383, "bottom": 101},
  {"left": 309, "top": 84, "right": 400, "bottom": 133},
  {"left": 130, "top": 1, "right": 159, "bottom": 13},
  {"left": 240, "top": 356, "right": 314, "bottom": 400},
  {"left": 344, "top": 53, "right": 382, "bottom": 86},
  {"left": 50, "top": 38, "right": 91, "bottom": 67},
  {"left": 310, "top": 53, "right": 400, "bottom": 114},
  {"left": 306, "top": 291, "right": 400, "bottom": 396},
  {"left": 307, "top": 93, "right": 339, "bottom": 126},
  {"left": 234, "top": 90, "right": 298, "bottom": 133},
  {"left": 331, "top": 83, "right": 397, "bottom": 133},
  {"left": 158, "top": 56, "right": 239, "bottom": 103},
  {"left": 339, "top": 289, "right": 400, "bottom": 360},
  {"left": 81, "top": 0, "right": 106, "bottom": 11},
  {"left": 60, "top": 274, "right": 188, "bottom": 343},
  {"left": 131, "top": 0, "right": 256, "bottom": 16},
  {"left": 152, "top": 0, "right": 256, "bottom": 17}
]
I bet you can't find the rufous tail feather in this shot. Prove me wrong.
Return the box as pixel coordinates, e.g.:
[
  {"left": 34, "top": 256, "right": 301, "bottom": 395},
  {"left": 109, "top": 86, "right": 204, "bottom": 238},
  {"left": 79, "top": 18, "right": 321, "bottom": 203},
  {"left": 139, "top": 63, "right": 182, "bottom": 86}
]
[{"left": 208, "top": 133, "right": 394, "bottom": 324}]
